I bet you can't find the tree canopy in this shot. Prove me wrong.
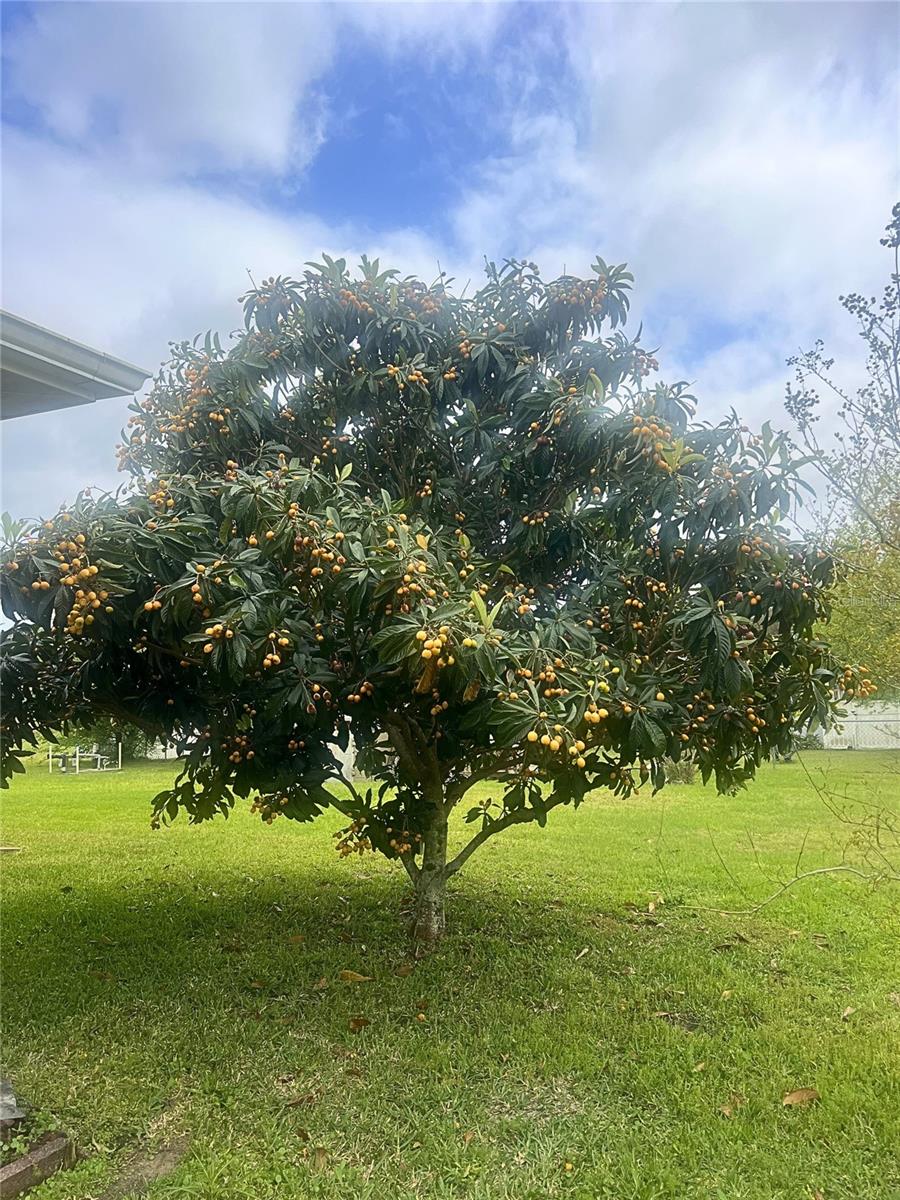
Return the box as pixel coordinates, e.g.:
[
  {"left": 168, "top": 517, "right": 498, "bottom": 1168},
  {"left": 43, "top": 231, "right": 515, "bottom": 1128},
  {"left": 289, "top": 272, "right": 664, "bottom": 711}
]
[{"left": 0, "top": 255, "right": 862, "bottom": 941}]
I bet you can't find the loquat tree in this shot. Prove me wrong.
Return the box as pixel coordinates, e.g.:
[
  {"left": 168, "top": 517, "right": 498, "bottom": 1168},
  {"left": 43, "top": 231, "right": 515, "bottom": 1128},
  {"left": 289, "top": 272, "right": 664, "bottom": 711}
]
[{"left": 0, "top": 257, "right": 864, "bottom": 944}]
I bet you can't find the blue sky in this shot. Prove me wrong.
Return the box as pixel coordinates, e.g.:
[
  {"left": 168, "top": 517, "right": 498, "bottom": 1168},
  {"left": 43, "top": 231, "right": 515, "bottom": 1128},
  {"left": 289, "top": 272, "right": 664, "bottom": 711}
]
[{"left": 1, "top": 1, "right": 897, "bottom": 518}]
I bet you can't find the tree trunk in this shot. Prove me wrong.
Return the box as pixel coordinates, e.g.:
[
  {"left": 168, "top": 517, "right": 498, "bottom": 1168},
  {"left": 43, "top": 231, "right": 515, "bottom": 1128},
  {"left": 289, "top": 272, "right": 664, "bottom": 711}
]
[{"left": 411, "top": 801, "right": 448, "bottom": 948}]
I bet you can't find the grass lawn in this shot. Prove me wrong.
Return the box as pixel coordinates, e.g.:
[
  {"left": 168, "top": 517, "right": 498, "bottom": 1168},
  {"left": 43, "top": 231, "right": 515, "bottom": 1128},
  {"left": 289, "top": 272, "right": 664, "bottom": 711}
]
[{"left": 1, "top": 752, "right": 898, "bottom": 1200}]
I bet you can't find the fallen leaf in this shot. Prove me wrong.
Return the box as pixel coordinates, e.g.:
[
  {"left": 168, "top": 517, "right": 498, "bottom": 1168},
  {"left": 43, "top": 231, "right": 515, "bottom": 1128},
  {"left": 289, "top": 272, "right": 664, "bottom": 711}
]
[
  {"left": 339, "top": 970, "right": 373, "bottom": 983},
  {"left": 286, "top": 1093, "right": 317, "bottom": 1108},
  {"left": 288, "top": 934, "right": 306, "bottom": 945},
  {"left": 812, "top": 1191, "right": 824, "bottom": 1200},
  {"left": 249, "top": 979, "right": 267, "bottom": 990},
  {"left": 89, "top": 969, "right": 114, "bottom": 982},
  {"left": 719, "top": 1092, "right": 746, "bottom": 1118},
  {"left": 782, "top": 1087, "right": 820, "bottom": 1107},
  {"left": 721, "top": 989, "right": 734, "bottom": 1000},
  {"left": 394, "top": 963, "right": 414, "bottom": 977},
  {"left": 416, "top": 1012, "right": 427, "bottom": 1023},
  {"left": 348, "top": 1016, "right": 370, "bottom": 1033},
  {"left": 574, "top": 946, "right": 590, "bottom": 961},
  {"left": 312, "top": 977, "right": 329, "bottom": 990},
  {"left": 312, "top": 1146, "right": 328, "bottom": 1172},
  {"left": 841, "top": 1006, "right": 857, "bottom": 1021},
  {"left": 693, "top": 1061, "right": 706, "bottom": 1072},
  {"left": 462, "top": 1131, "right": 475, "bottom": 1147}
]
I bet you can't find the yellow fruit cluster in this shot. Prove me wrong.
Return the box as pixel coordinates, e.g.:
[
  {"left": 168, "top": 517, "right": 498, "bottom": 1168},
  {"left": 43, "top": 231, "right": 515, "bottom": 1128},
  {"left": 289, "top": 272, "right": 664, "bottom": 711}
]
[
  {"left": 840, "top": 665, "right": 877, "bottom": 698},
  {"left": 525, "top": 726, "right": 588, "bottom": 770},
  {"left": 66, "top": 585, "right": 108, "bottom": 634},
  {"left": 548, "top": 277, "right": 608, "bottom": 311},
  {"left": 415, "top": 626, "right": 456, "bottom": 667},
  {"left": 333, "top": 819, "right": 373, "bottom": 857},
  {"left": 202, "top": 623, "right": 234, "bottom": 653},
  {"left": 338, "top": 287, "right": 375, "bottom": 316},
  {"left": 263, "top": 630, "right": 290, "bottom": 669},
  {"left": 251, "top": 794, "right": 287, "bottom": 825},
  {"left": 630, "top": 413, "right": 673, "bottom": 469},
  {"left": 222, "top": 733, "right": 255, "bottom": 764}
]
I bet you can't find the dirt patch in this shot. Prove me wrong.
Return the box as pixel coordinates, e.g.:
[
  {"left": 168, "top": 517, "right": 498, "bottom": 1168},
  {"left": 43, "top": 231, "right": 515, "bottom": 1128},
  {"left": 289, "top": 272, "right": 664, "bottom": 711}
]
[{"left": 98, "top": 1136, "right": 190, "bottom": 1200}]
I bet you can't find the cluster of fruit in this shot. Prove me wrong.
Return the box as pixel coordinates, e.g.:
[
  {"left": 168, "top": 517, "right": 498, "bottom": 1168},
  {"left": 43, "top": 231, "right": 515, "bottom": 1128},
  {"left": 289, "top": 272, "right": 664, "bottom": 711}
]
[
  {"left": 263, "top": 631, "right": 291, "bottom": 669},
  {"left": 521, "top": 510, "right": 551, "bottom": 526},
  {"left": 630, "top": 412, "right": 673, "bottom": 468},
  {"left": 415, "top": 626, "right": 456, "bottom": 667},
  {"left": 148, "top": 482, "right": 175, "bottom": 511},
  {"left": 387, "top": 826, "right": 421, "bottom": 854},
  {"left": 65, "top": 583, "right": 110, "bottom": 634},
  {"left": 399, "top": 283, "right": 443, "bottom": 317},
  {"left": 738, "top": 535, "right": 774, "bottom": 558},
  {"left": 346, "top": 681, "right": 374, "bottom": 704},
  {"left": 251, "top": 795, "right": 287, "bottom": 825},
  {"left": 333, "top": 819, "right": 373, "bottom": 857},
  {"left": 308, "top": 681, "right": 334, "bottom": 712},
  {"left": 337, "top": 287, "right": 375, "bottom": 316},
  {"left": 525, "top": 726, "right": 588, "bottom": 770},
  {"left": 202, "top": 623, "right": 234, "bottom": 653},
  {"left": 385, "top": 363, "right": 428, "bottom": 390},
  {"left": 743, "top": 705, "right": 767, "bottom": 736},
  {"left": 208, "top": 409, "right": 231, "bottom": 434},
  {"left": 584, "top": 704, "right": 610, "bottom": 725},
  {"left": 547, "top": 276, "right": 608, "bottom": 312},
  {"left": 634, "top": 349, "right": 659, "bottom": 378},
  {"left": 839, "top": 665, "right": 877, "bottom": 698},
  {"left": 221, "top": 733, "right": 255, "bottom": 764},
  {"left": 189, "top": 578, "right": 210, "bottom": 610},
  {"left": 395, "top": 556, "right": 438, "bottom": 603}
]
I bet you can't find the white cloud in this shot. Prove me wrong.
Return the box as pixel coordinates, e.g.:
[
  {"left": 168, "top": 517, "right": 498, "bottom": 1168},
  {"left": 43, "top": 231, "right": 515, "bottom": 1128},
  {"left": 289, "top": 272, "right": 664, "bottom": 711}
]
[
  {"left": 4, "top": 2, "right": 505, "bottom": 175},
  {"left": 4, "top": 3, "right": 336, "bottom": 173}
]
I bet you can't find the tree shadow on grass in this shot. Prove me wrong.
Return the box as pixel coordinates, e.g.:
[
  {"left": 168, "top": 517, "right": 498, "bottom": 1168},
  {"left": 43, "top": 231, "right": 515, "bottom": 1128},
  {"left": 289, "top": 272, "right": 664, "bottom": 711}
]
[{"left": 3, "top": 863, "right": 691, "bottom": 1036}]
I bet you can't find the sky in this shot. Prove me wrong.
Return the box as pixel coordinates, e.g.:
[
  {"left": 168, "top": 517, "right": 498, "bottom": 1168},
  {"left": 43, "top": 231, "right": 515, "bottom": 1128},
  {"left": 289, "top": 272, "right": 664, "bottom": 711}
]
[{"left": 1, "top": 0, "right": 897, "bottom": 520}]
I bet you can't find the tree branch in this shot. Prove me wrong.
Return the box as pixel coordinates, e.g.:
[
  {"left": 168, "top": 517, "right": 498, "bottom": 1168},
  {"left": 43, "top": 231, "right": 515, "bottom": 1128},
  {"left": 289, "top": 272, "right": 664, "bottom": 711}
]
[
  {"left": 445, "top": 798, "right": 566, "bottom": 877},
  {"left": 675, "top": 864, "right": 898, "bottom": 917}
]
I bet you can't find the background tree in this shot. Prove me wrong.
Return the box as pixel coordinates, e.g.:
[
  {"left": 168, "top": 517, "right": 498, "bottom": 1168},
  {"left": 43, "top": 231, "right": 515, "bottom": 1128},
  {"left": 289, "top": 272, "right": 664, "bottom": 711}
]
[
  {"left": 785, "top": 203, "right": 900, "bottom": 549},
  {"left": 1, "top": 256, "right": 860, "bottom": 944},
  {"left": 785, "top": 205, "right": 900, "bottom": 695},
  {"left": 815, "top": 477, "right": 899, "bottom": 698}
]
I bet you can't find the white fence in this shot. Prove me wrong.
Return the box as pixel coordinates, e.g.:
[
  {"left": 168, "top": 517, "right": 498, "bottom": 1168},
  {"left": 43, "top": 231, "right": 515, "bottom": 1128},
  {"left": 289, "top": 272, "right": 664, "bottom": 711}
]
[{"left": 823, "top": 702, "right": 900, "bottom": 750}]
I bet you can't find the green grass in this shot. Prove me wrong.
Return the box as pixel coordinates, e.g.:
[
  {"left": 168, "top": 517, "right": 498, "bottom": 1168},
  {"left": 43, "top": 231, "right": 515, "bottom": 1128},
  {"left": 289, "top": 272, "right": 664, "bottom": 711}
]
[{"left": 2, "top": 752, "right": 898, "bottom": 1200}]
